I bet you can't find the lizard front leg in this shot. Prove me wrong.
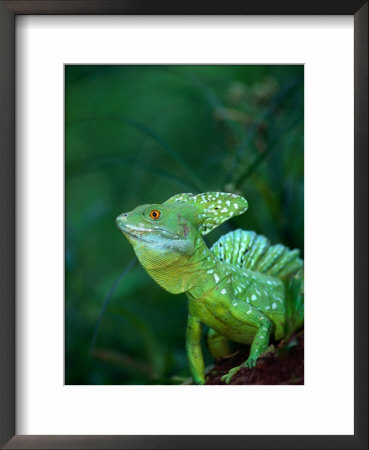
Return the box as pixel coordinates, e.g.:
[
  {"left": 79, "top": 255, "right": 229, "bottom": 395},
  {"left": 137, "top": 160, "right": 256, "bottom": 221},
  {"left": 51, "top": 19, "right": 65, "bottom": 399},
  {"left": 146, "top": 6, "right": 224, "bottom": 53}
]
[
  {"left": 186, "top": 315, "right": 205, "bottom": 385},
  {"left": 221, "top": 302, "right": 272, "bottom": 384}
]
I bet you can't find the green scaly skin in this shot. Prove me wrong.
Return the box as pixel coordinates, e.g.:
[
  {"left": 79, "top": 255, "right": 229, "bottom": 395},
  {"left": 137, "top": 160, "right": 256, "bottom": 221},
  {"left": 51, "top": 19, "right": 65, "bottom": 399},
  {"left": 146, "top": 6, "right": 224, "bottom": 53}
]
[{"left": 116, "top": 192, "right": 303, "bottom": 384}]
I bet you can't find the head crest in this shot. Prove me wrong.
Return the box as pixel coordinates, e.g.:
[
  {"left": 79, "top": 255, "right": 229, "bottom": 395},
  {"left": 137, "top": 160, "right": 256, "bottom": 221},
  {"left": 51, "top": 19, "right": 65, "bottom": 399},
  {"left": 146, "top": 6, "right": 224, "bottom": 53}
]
[{"left": 164, "top": 192, "right": 248, "bottom": 235}]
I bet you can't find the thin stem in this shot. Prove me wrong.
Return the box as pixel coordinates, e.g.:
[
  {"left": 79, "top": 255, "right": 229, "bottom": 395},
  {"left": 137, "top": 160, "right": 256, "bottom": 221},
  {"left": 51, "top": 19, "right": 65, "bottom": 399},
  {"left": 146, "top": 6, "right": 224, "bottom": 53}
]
[{"left": 89, "top": 258, "right": 137, "bottom": 357}]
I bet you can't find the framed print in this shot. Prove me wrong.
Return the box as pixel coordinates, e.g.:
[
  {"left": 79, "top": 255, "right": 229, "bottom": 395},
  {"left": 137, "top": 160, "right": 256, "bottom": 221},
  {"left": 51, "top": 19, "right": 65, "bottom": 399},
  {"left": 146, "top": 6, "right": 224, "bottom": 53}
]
[
  {"left": 65, "top": 63, "right": 305, "bottom": 388},
  {"left": 0, "top": 1, "right": 367, "bottom": 449}
]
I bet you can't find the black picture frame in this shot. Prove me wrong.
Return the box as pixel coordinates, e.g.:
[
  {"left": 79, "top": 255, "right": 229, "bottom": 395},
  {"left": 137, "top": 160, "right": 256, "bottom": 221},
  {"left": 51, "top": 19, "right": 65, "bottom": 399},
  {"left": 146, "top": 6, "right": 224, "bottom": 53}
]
[{"left": 0, "top": 1, "right": 367, "bottom": 449}]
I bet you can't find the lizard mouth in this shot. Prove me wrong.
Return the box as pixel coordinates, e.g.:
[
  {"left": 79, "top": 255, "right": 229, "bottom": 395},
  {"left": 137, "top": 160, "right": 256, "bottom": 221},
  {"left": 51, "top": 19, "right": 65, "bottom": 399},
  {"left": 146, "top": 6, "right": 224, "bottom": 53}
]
[{"left": 117, "top": 222, "right": 180, "bottom": 241}]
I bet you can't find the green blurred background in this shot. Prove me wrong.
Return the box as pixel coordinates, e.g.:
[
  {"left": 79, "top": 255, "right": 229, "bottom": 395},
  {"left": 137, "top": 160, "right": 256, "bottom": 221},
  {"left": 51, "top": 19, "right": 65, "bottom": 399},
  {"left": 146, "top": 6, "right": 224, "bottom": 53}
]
[{"left": 65, "top": 65, "right": 304, "bottom": 385}]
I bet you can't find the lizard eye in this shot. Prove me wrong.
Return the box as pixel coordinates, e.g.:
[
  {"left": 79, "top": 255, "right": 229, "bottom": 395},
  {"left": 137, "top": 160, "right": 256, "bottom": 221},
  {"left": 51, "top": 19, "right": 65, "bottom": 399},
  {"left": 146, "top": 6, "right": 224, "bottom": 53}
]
[{"left": 149, "top": 209, "right": 161, "bottom": 220}]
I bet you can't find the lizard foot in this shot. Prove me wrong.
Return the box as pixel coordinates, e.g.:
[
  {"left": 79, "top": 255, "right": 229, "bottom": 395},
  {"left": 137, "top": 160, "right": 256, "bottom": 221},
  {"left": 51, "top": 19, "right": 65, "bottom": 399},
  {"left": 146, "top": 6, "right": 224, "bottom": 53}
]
[
  {"left": 244, "top": 357, "right": 258, "bottom": 368},
  {"left": 220, "top": 365, "right": 242, "bottom": 384},
  {"left": 220, "top": 357, "right": 261, "bottom": 383}
]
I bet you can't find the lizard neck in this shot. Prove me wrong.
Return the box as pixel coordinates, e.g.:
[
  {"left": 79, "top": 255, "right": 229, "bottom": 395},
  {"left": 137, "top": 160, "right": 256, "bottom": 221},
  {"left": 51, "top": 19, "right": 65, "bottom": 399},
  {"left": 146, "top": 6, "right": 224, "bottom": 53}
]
[
  {"left": 187, "top": 254, "right": 232, "bottom": 300},
  {"left": 137, "top": 235, "right": 218, "bottom": 295}
]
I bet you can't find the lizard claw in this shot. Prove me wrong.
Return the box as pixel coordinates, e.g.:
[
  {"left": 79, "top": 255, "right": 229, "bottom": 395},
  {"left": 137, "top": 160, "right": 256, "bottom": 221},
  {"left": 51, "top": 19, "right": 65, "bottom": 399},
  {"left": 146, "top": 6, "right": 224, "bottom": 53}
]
[
  {"left": 244, "top": 357, "right": 257, "bottom": 368},
  {"left": 220, "top": 365, "right": 242, "bottom": 384},
  {"left": 220, "top": 357, "right": 260, "bottom": 383}
]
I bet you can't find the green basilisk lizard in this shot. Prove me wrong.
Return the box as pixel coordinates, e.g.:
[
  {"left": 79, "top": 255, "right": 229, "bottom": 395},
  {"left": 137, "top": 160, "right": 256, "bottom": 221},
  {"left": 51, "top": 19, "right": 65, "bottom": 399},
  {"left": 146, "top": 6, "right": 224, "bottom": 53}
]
[{"left": 116, "top": 192, "right": 303, "bottom": 384}]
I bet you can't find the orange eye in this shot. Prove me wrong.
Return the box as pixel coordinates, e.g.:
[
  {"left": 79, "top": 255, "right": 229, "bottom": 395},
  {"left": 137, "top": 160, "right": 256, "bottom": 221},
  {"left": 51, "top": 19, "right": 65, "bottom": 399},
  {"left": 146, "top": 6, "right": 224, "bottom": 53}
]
[{"left": 149, "top": 209, "right": 161, "bottom": 220}]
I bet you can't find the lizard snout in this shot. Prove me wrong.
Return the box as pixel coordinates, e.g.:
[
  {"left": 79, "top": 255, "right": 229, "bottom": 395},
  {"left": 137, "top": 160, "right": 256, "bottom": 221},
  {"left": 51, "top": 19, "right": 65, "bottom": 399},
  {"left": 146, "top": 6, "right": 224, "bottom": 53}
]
[{"left": 116, "top": 212, "right": 129, "bottom": 231}]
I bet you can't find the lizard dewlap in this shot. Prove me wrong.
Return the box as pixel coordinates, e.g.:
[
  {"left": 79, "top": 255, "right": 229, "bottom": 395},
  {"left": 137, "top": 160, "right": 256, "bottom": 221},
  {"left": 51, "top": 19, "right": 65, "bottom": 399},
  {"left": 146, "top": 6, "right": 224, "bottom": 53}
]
[{"left": 116, "top": 192, "right": 304, "bottom": 384}]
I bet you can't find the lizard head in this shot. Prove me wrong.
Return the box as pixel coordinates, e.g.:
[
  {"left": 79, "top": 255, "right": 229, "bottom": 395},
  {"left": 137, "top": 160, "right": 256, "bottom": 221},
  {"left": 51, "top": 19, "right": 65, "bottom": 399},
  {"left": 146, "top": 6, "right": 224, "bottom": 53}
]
[
  {"left": 116, "top": 191, "right": 248, "bottom": 261},
  {"left": 116, "top": 202, "right": 197, "bottom": 249},
  {"left": 116, "top": 201, "right": 200, "bottom": 271}
]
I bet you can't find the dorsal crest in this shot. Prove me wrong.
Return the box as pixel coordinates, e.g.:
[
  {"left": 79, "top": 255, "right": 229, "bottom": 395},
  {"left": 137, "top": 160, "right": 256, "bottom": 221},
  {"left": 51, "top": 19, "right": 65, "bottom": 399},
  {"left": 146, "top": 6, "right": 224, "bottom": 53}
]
[{"left": 164, "top": 192, "right": 248, "bottom": 235}]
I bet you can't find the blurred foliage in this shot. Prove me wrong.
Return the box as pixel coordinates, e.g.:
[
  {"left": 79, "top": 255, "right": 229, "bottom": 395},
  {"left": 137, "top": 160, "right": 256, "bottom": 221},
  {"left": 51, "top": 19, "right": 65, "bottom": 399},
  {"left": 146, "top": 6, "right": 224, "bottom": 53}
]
[{"left": 65, "top": 65, "right": 304, "bottom": 385}]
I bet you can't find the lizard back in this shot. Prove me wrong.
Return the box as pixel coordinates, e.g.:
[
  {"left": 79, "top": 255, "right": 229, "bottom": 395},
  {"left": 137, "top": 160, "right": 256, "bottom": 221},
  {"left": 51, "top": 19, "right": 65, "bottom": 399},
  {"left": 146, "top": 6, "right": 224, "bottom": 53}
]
[{"left": 210, "top": 229, "right": 303, "bottom": 278}]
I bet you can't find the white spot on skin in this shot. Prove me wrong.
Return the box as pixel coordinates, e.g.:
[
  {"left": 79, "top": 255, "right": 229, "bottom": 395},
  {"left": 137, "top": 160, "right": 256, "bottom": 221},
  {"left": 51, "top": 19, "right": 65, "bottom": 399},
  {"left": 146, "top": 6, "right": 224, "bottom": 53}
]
[
  {"left": 221, "top": 289, "right": 227, "bottom": 295},
  {"left": 234, "top": 204, "right": 238, "bottom": 209},
  {"left": 226, "top": 200, "right": 231, "bottom": 206},
  {"left": 217, "top": 200, "right": 222, "bottom": 204},
  {"left": 272, "top": 303, "right": 277, "bottom": 310},
  {"left": 247, "top": 309, "right": 252, "bottom": 314},
  {"left": 207, "top": 269, "right": 214, "bottom": 274},
  {"left": 233, "top": 302, "right": 238, "bottom": 307},
  {"left": 265, "top": 306, "right": 270, "bottom": 310},
  {"left": 214, "top": 274, "right": 220, "bottom": 283},
  {"left": 267, "top": 281, "right": 273, "bottom": 285},
  {"left": 251, "top": 294, "right": 257, "bottom": 301},
  {"left": 221, "top": 208, "right": 228, "bottom": 213}
]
